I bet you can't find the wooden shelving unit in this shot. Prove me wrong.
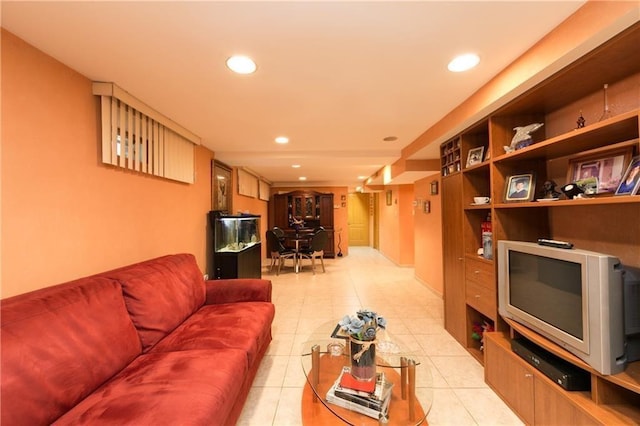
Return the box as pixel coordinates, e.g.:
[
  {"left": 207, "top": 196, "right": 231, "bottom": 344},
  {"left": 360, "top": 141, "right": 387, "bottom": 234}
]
[{"left": 441, "top": 22, "right": 640, "bottom": 424}]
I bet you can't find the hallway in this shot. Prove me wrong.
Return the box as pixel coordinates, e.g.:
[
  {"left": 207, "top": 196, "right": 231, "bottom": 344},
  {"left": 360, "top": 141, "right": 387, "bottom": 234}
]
[{"left": 237, "top": 247, "right": 523, "bottom": 425}]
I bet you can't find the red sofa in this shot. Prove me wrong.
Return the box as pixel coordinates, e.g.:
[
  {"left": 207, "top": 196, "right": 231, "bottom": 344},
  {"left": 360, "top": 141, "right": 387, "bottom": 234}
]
[{"left": 1, "top": 253, "right": 275, "bottom": 425}]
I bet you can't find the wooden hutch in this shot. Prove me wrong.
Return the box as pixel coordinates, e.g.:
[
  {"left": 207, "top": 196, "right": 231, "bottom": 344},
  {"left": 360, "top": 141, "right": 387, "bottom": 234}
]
[{"left": 269, "top": 190, "right": 335, "bottom": 257}]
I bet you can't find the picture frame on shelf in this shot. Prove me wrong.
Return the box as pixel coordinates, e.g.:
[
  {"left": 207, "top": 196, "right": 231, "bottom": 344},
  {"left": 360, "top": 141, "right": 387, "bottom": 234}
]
[
  {"left": 504, "top": 173, "right": 535, "bottom": 202},
  {"left": 466, "top": 146, "right": 485, "bottom": 167},
  {"left": 567, "top": 143, "right": 634, "bottom": 194},
  {"left": 615, "top": 155, "right": 640, "bottom": 196}
]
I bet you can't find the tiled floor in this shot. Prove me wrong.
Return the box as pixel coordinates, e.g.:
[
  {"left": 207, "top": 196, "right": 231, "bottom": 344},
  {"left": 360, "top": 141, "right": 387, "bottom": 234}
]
[{"left": 237, "top": 247, "right": 523, "bottom": 425}]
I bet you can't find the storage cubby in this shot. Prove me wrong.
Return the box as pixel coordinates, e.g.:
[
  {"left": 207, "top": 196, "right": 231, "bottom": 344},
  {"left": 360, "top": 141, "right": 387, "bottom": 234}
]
[
  {"left": 462, "top": 209, "right": 491, "bottom": 257},
  {"left": 462, "top": 164, "right": 491, "bottom": 205},
  {"left": 466, "top": 306, "right": 494, "bottom": 361},
  {"left": 441, "top": 21, "right": 640, "bottom": 424},
  {"left": 440, "top": 137, "right": 461, "bottom": 176}
]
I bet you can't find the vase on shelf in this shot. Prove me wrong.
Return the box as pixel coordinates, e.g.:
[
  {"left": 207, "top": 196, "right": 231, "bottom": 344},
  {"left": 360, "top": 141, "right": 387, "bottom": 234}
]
[{"left": 349, "top": 337, "right": 376, "bottom": 381}]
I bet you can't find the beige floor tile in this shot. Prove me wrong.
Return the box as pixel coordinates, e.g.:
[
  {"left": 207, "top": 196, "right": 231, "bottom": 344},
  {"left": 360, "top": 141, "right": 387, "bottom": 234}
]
[
  {"left": 430, "top": 356, "right": 486, "bottom": 388},
  {"left": 272, "top": 387, "right": 305, "bottom": 425},
  {"left": 240, "top": 247, "right": 518, "bottom": 425},
  {"left": 454, "top": 388, "right": 524, "bottom": 425},
  {"left": 426, "top": 388, "right": 477, "bottom": 426}
]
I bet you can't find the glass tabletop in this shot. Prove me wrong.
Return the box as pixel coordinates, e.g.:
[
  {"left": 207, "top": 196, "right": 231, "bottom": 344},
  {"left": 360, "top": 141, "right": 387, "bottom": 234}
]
[{"left": 300, "top": 321, "right": 433, "bottom": 425}]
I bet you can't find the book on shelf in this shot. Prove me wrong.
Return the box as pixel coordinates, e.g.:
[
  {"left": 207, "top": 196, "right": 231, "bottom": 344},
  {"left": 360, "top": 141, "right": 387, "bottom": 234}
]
[{"left": 326, "top": 366, "right": 393, "bottom": 420}]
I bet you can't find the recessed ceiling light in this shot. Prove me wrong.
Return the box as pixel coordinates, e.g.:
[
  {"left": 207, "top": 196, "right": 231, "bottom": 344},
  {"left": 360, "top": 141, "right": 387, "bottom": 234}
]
[
  {"left": 358, "top": 175, "right": 367, "bottom": 180},
  {"left": 299, "top": 176, "right": 307, "bottom": 181},
  {"left": 226, "top": 55, "right": 257, "bottom": 74},
  {"left": 292, "top": 164, "right": 301, "bottom": 168},
  {"left": 383, "top": 136, "right": 398, "bottom": 142},
  {"left": 448, "top": 53, "right": 480, "bottom": 72},
  {"left": 275, "top": 136, "right": 289, "bottom": 144}
]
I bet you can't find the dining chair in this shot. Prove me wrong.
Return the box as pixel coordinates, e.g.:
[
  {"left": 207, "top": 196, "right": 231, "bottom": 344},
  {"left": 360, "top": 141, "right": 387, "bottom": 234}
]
[
  {"left": 265, "top": 230, "right": 296, "bottom": 275},
  {"left": 272, "top": 226, "right": 285, "bottom": 239},
  {"left": 298, "top": 229, "right": 328, "bottom": 274}
]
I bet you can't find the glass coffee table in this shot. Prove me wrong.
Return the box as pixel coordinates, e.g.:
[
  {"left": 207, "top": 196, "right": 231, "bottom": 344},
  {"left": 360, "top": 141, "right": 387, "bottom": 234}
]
[{"left": 301, "top": 321, "right": 432, "bottom": 425}]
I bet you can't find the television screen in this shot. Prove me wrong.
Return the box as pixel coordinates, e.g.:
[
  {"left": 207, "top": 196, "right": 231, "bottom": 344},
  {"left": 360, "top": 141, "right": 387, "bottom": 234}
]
[{"left": 508, "top": 251, "right": 583, "bottom": 340}]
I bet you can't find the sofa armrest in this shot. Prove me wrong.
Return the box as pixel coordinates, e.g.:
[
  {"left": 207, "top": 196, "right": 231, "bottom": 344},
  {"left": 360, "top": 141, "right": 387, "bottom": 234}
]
[{"left": 205, "top": 279, "right": 272, "bottom": 305}]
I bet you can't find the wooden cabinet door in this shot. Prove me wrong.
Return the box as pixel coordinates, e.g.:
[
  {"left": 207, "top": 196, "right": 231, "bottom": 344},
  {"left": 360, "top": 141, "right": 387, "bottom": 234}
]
[
  {"left": 534, "top": 378, "right": 600, "bottom": 426},
  {"left": 485, "top": 333, "right": 535, "bottom": 425},
  {"left": 272, "top": 194, "right": 289, "bottom": 229},
  {"left": 319, "top": 195, "right": 334, "bottom": 227},
  {"left": 442, "top": 174, "right": 466, "bottom": 344}
]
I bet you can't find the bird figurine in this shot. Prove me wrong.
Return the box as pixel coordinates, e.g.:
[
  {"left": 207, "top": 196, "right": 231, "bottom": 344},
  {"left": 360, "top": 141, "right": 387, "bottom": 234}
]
[{"left": 504, "top": 122, "right": 544, "bottom": 153}]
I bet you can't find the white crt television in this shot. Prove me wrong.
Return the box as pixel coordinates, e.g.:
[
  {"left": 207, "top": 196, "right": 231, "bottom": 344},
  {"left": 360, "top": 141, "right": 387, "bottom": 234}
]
[{"left": 498, "top": 240, "right": 639, "bottom": 375}]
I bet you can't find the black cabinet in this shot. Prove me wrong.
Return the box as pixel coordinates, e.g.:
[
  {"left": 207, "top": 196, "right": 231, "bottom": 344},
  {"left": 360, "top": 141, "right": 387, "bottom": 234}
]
[{"left": 214, "top": 243, "right": 262, "bottom": 279}]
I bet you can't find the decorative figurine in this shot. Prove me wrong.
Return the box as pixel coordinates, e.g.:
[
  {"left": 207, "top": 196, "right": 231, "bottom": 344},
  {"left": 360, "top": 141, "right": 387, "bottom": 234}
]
[
  {"left": 539, "top": 180, "right": 561, "bottom": 199},
  {"left": 504, "top": 122, "right": 544, "bottom": 153},
  {"left": 576, "top": 111, "right": 585, "bottom": 129}
]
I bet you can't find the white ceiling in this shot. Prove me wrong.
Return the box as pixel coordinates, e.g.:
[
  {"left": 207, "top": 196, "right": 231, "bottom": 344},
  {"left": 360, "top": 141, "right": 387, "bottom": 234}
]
[{"left": 1, "top": 1, "right": 586, "bottom": 189}]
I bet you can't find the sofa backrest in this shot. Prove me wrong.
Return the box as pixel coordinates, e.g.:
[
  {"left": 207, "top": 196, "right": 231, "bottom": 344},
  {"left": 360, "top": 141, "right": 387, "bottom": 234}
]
[
  {"left": 1, "top": 277, "right": 142, "bottom": 426},
  {"left": 103, "top": 253, "right": 206, "bottom": 351}
]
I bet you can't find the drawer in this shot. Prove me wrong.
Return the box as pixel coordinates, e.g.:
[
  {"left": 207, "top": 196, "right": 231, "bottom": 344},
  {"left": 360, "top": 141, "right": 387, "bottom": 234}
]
[
  {"left": 465, "top": 258, "right": 494, "bottom": 287},
  {"left": 466, "top": 280, "right": 497, "bottom": 317},
  {"left": 465, "top": 259, "right": 496, "bottom": 317}
]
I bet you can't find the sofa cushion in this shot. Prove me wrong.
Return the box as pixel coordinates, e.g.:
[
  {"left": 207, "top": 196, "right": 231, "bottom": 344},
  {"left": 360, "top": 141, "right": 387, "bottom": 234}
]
[
  {"left": 103, "top": 254, "right": 206, "bottom": 351},
  {"left": 53, "top": 349, "right": 248, "bottom": 426},
  {"left": 150, "top": 302, "right": 275, "bottom": 366},
  {"left": 1, "top": 277, "right": 142, "bottom": 426}
]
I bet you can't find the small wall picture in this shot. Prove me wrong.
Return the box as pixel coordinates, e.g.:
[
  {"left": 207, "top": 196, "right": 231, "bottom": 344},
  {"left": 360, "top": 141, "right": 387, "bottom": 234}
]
[
  {"left": 423, "top": 200, "right": 430, "bottom": 213},
  {"left": 430, "top": 180, "right": 438, "bottom": 195},
  {"left": 615, "top": 155, "right": 640, "bottom": 195},
  {"left": 466, "top": 146, "right": 485, "bottom": 167},
  {"left": 504, "top": 173, "right": 535, "bottom": 202},
  {"left": 386, "top": 190, "right": 392, "bottom": 206}
]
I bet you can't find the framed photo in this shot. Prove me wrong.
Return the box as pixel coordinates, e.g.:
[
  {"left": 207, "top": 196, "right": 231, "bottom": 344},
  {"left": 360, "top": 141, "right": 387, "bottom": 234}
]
[
  {"left": 423, "top": 200, "right": 431, "bottom": 213},
  {"left": 385, "top": 190, "right": 392, "bottom": 206},
  {"left": 430, "top": 180, "right": 438, "bottom": 195},
  {"left": 615, "top": 155, "right": 640, "bottom": 195},
  {"left": 567, "top": 144, "right": 634, "bottom": 194},
  {"left": 212, "top": 161, "right": 232, "bottom": 212},
  {"left": 504, "top": 173, "right": 535, "bottom": 202},
  {"left": 466, "top": 146, "right": 485, "bottom": 167}
]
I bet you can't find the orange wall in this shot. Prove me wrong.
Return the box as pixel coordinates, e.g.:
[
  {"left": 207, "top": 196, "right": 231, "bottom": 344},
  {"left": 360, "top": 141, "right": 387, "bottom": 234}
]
[
  {"left": 1, "top": 31, "right": 214, "bottom": 298},
  {"left": 378, "top": 185, "right": 414, "bottom": 266},
  {"left": 270, "top": 186, "right": 349, "bottom": 256},
  {"left": 413, "top": 175, "right": 443, "bottom": 295}
]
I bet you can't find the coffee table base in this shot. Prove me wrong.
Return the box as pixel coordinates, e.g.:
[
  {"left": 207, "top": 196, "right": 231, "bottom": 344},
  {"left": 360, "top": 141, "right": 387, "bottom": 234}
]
[{"left": 301, "top": 354, "right": 427, "bottom": 425}]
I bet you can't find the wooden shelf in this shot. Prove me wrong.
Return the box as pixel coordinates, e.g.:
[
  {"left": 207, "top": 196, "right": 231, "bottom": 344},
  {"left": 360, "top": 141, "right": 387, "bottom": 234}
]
[
  {"left": 494, "top": 195, "right": 640, "bottom": 209},
  {"left": 442, "top": 20, "right": 640, "bottom": 426},
  {"left": 493, "top": 110, "right": 639, "bottom": 164}
]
